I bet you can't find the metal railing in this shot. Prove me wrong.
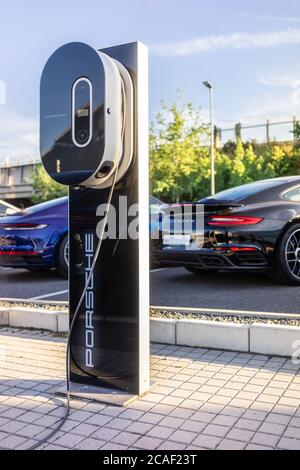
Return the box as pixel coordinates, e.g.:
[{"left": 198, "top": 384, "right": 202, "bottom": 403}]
[{"left": 216, "top": 117, "right": 298, "bottom": 146}]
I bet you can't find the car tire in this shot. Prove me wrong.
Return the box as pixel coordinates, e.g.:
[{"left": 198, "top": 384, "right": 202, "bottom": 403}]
[
  {"left": 185, "top": 266, "right": 219, "bottom": 275},
  {"left": 56, "top": 235, "right": 68, "bottom": 278},
  {"left": 269, "top": 223, "right": 300, "bottom": 286}
]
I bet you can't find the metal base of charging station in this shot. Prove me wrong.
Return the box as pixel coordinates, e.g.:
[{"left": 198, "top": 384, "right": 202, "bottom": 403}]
[{"left": 56, "top": 382, "right": 138, "bottom": 407}]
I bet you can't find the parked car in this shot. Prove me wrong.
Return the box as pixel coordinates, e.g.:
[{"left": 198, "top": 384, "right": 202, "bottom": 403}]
[
  {"left": 153, "top": 176, "right": 300, "bottom": 285},
  {"left": 0, "top": 200, "right": 19, "bottom": 217},
  {"left": 0, "top": 195, "right": 164, "bottom": 277},
  {"left": 0, "top": 197, "right": 68, "bottom": 276}
]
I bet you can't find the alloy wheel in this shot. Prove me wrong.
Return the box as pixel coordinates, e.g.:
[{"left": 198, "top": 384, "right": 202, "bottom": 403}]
[{"left": 285, "top": 228, "right": 300, "bottom": 279}]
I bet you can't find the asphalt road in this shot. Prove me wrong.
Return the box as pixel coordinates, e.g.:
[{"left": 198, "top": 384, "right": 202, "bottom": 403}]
[{"left": 0, "top": 266, "right": 299, "bottom": 314}]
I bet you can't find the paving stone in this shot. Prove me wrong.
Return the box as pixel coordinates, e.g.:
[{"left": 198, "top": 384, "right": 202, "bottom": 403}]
[
  {"left": 203, "top": 424, "right": 230, "bottom": 438},
  {"left": 71, "top": 423, "right": 99, "bottom": 437},
  {"left": 258, "top": 422, "right": 286, "bottom": 436},
  {"left": 0, "top": 435, "right": 27, "bottom": 449},
  {"left": 180, "top": 420, "right": 206, "bottom": 433},
  {"left": 251, "top": 432, "right": 280, "bottom": 448},
  {"left": 157, "top": 441, "right": 186, "bottom": 450},
  {"left": 111, "top": 431, "right": 140, "bottom": 446},
  {"left": 289, "top": 417, "right": 300, "bottom": 428},
  {"left": 106, "top": 417, "right": 132, "bottom": 430},
  {"left": 284, "top": 426, "right": 300, "bottom": 439},
  {"left": 138, "top": 412, "right": 164, "bottom": 425},
  {"left": 125, "top": 422, "right": 153, "bottom": 435},
  {"left": 101, "top": 442, "right": 128, "bottom": 450},
  {"left": 17, "top": 424, "right": 46, "bottom": 438},
  {"left": 278, "top": 437, "right": 300, "bottom": 450},
  {"left": 134, "top": 436, "right": 163, "bottom": 449},
  {"left": 265, "top": 413, "right": 291, "bottom": 425},
  {"left": 217, "top": 439, "right": 246, "bottom": 450},
  {"left": 74, "top": 438, "right": 105, "bottom": 450},
  {"left": 159, "top": 416, "right": 185, "bottom": 429},
  {"left": 53, "top": 432, "right": 85, "bottom": 448},
  {"left": 226, "top": 428, "right": 255, "bottom": 442},
  {"left": 191, "top": 411, "right": 215, "bottom": 423},
  {"left": 246, "top": 443, "right": 273, "bottom": 450},
  {"left": 91, "top": 427, "right": 119, "bottom": 442},
  {"left": 191, "top": 434, "right": 221, "bottom": 449},
  {"left": 86, "top": 414, "right": 113, "bottom": 426},
  {"left": 235, "top": 418, "right": 261, "bottom": 432},
  {"left": 169, "top": 429, "right": 198, "bottom": 444},
  {"left": 147, "top": 425, "right": 174, "bottom": 439},
  {"left": 211, "top": 414, "right": 238, "bottom": 427}
]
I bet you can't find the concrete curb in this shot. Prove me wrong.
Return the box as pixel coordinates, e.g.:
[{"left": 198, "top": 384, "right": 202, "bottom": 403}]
[
  {"left": 176, "top": 319, "right": 249, "bottom": 352},
  {"left": 150, "top": 318, "right": 300, "bottom": 358},
  {"left": 0, "top": 307, "right": 68, "bottom": 333},
  {"left": 150, "top": 318, "right": 176, "bottom": 345},
  {"left": 1, "top": 306, "right": 300, "bottom": 358},
  {"left": 250, "top": 323, "right": 300, "bottom": 357}
]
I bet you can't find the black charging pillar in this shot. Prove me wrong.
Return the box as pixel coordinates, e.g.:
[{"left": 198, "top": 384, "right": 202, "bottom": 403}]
[{"left": 68, "top": 42, "right": 150, "bottom": 399}]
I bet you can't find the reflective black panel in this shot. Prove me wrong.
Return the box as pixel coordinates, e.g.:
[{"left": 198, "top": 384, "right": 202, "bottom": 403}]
[
  {"left": 40, "top": 42, "right": 105, "bottom": 185},
  {"left": 69, "top": 43, "right": 141, "bottom": 394}
]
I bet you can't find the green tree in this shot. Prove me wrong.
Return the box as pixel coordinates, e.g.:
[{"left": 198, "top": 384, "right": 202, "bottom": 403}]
[
  {"left": 31, "top": 164, "right": 68, "bottom": 204},
  {"left": 150, "top": 100, "right": 210, "bottom": 202}
]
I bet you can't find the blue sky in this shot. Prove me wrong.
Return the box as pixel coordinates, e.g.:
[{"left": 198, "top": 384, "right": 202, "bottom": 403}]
[{"left": 1, "top": 0, "right": 300, "bottom": 160}]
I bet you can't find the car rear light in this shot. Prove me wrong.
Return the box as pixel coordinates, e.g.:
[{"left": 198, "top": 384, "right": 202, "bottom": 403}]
[
  {"left": 214, "top": 245, "right": 258, "bottom": 252},
  {"left": 0, "top": 223, "right": 47, "bottom": 231},
  {"left": 207, "top": 215, "right": 263, "bottom": 226},
  {"left": 0, "top": 250, "right": 39, "bottom": 255}
]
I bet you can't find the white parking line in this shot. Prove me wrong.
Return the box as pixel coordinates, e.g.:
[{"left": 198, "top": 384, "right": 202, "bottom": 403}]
[
  {"left": 28, "top": 269, "right": 165, "bottom": 301},
  {"left": 29, "top": 290, "right": 69, "bottom": 301}
]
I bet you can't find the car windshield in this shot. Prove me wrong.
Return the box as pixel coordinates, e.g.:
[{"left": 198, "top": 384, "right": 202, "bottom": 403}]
[{"left": 199, "top": 179, "right": 286, "bottom": 203}]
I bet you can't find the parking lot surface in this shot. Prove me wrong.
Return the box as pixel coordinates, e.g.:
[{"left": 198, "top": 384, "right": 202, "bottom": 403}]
[
  {"left": 0, "top": 328, "right": 299, "bottom": 450},
  {"left": 1, "top": 267, "right": 300, "bottom": 315}
]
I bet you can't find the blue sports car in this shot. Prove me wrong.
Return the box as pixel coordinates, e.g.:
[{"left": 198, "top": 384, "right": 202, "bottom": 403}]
[
  {"left": 0, "top": 197, "right": 68, "bottom": 277},
  {"left": 0, "top": 195, "right": 164, "bottom": 277}
]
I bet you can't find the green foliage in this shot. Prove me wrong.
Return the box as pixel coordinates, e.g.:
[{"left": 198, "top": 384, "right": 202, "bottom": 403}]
[
  {"left": 292, "top": 120, "right": 300, "bottom": 141},
  {"left": 150, "top": 100, "right": 210, "bottom": 202},
  {"left": 31, "top": 164, "right": 68, "bottom": 204},
  {"left": 150, "top": 100, "right": 300, "bottom": 202}
]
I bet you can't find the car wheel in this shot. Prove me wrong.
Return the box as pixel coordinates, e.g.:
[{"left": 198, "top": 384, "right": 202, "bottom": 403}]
[
  {"left": 185, "top": 266, "right": 219, "bottom": 275},
  {"left": 270, "top": 223, "right": 300, "bottom": 285},
  {"left": 56, "top": 235, "right": 68, "bottom": 278}
]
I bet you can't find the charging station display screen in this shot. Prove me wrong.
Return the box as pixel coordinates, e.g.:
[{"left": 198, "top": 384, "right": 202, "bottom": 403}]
[{"left": 72, "top": 78, "right": 92, "bottom": 147}]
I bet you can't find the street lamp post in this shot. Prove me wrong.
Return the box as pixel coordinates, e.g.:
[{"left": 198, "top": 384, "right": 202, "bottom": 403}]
[{"left": 203, "top": 81, "right": 215, "bottom": 195}]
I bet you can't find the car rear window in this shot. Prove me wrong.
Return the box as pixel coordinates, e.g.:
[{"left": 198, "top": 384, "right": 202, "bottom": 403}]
[
  {"left": 282, "top": 186, "right": 300, "bottom": 202},
  {"left": 27, "top": 197, "right": 68, "bottom": 213},
  {"left": 200, "top": 180, "right": 286, "bottom": 203}
]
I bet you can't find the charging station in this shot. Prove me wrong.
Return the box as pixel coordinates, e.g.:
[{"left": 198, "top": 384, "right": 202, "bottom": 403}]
[{"left": 40, "top": 41, "right": 150, "bottom": 404}]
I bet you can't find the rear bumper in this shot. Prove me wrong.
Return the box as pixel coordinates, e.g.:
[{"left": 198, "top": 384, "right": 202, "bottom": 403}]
[
  {"left": 153, "top": 247, "right": 270, "bottom": 271},
  {"left": 0, "top": 251, "right": 45, "bottom": 269}
]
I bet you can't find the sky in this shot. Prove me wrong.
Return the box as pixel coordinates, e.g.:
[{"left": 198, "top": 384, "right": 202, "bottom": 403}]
[{"left": 0, "top": 0, "right": 300, "bottom": 161}]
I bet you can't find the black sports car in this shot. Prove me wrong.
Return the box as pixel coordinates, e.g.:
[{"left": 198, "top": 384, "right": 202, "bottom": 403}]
[{"left": 153, "top": 176, "right": 300, "bottom": 285}]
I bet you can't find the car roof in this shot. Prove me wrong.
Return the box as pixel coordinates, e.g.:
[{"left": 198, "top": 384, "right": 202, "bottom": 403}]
[
  {"left": 27, "top": 196, "right": 68, "bottom": 213},
  {"left": 200, "top": 176, "right": 300, "bottom": 204}
]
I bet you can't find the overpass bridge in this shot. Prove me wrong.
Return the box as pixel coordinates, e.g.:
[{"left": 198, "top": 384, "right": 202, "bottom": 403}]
[{"left": 0, "top": 159, "right": 38, "bottom": 207}]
